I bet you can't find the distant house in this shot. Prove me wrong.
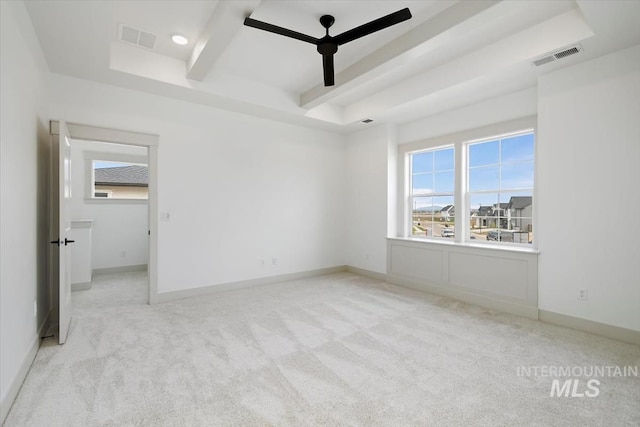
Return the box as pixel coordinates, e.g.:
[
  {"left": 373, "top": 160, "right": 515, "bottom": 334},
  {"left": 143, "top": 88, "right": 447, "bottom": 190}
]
[
  {"left": 472, "top": 203, "right": 510, "bottom": 229},
  {"left": 495, "top": 203, "right": 509, "bottom": 228},
  {"left": 477, "top": 205, "right": 494, "bottom": 217},
  {"left": 473, "top": 205, "right": 498, "bottom": 229},
  {"left": 506, "top": 196, "right": 533, "bottom": 231},
  {"left": 494, "top": 203, "right": 508, "bottom": 216},
  {"left": 439, "top": 205, "right": 455, "bottom": 221},
  {"left": 94, "top": 165, "right": 148, "bottom": 199}
]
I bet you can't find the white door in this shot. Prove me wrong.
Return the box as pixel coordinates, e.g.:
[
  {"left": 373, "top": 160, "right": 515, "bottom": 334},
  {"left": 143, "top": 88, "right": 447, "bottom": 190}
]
[{"left": 55, "top": 121, "right": 73, "bottom": 344}]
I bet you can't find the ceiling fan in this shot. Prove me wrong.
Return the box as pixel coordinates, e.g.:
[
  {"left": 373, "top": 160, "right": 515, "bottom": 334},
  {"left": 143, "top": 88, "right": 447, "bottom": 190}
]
[{"left": 244, "top": 8, "right": 412, "bottom": 87}]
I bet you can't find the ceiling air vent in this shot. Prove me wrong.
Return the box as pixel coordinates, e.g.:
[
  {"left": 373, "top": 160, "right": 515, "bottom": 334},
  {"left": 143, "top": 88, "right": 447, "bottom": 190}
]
[
  {"left": 532, "top": 45, "right": 582, "bottom": 67},
  {"left": 118, "top": 23, "right": 157, "bottom": 50}
]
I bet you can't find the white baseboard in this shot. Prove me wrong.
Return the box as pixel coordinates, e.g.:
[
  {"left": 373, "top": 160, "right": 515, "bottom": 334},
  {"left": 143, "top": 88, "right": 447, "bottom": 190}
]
[
  {"left": 387, "top": 273, "right": 539, "bottom": 320},
  {"left": 71, "top": 281, "right": 92, "bottom": 291},
  {"left": 539, "top": 310, "right": 640, "bottom": 346},
  {"left": 153, "top": 266, "right": 348, "bottom": 304},
  {"left": 346, "top": 266, "right": 387, "bottom": 282},
  {"left": 0, "top": 311, "right": 49, "bottom": 424},
  {"left": 384, "top": 273, "right": 638, "bottom": 344},
  {"left": 93, "top": 264, "right": 147, "bottom": 275}
]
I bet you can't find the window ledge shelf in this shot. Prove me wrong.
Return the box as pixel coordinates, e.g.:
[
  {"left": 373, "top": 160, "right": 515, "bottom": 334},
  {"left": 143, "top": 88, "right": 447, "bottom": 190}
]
[
  {"left": 387, "top": 236, "right": 540, "bottom": 255},
  {"left": 84, "top": 198, "right": 148, "bottom": 205}
]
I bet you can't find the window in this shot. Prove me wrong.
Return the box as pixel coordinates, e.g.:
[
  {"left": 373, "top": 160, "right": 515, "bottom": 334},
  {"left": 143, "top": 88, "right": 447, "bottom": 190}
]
[
  {"left": 92, "top": 160, "right": 148, "bottom": 200},
  {"left": 468, "top": 131, "right": 534, "bottom": 244},
  {"left": 402, "top": 118, "right": 535, "bottom": 247},
  {"left": 85, "top": 151, "right": 148, "bottom": 202},
  {"left": 409, "top": 146, "right": 455, "bottom": 238}
]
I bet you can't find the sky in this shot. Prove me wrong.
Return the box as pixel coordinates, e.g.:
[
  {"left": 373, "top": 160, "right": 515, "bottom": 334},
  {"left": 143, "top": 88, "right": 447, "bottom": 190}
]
[
  {"left": 412, "top": 132, "right": 534, "bottom": 210},
  {"left": 94, "top": 161, "right": 146, "bottom": 169}
]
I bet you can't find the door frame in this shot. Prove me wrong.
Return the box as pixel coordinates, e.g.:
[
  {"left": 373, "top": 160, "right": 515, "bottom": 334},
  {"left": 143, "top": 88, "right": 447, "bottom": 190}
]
[{"left": 50, "top": 121, "right": 159, "bottom": 304}]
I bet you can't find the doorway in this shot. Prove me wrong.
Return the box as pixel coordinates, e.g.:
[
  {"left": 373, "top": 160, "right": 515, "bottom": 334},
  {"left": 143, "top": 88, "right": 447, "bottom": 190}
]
[
  {"left": 49, "top": 121, "right": 159, "bottom": 341},
  {"left": 69, "top": 139, "right": 149, "bottom": 290}
]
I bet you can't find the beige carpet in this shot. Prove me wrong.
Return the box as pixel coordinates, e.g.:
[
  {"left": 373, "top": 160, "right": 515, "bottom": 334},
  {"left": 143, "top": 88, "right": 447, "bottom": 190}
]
[{"left": 4, "top": 271, "right": 639, "bottom": 426}]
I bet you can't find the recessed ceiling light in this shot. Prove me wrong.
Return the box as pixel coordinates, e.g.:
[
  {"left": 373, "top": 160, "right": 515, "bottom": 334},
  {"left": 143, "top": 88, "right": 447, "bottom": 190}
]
[{"left": 171, "top": 34, "right": 188, "bottom": 45}]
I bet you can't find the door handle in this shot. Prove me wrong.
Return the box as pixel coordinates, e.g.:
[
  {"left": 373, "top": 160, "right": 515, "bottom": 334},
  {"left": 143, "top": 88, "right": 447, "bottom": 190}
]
[
  {"left": 64, "top": 238, "right": 75, "bottom": 246},
  {"left": 50, "top": 239, "right": 61, "bottom": 246}
]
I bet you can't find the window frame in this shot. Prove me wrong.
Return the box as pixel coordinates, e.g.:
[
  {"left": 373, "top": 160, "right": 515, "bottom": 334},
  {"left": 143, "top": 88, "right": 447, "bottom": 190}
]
[
  {"left": 466, "top": 129, "right": 535, "bottom": 245},
  {"left": 408, "top": 145, "right": 456, "bottom": 239},
  {"left": 398, "top": 116, "right": 537, "bottom": 251},
  {"left": 84, "top": 151, "right": 149, "bottom": 204}
]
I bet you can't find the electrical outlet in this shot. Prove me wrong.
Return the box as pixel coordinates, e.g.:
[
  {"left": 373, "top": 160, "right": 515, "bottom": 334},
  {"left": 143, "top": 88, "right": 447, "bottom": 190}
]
[
  {"left": 120, "top": 251, "right": 127, "bottom": 258},
  {"left": 578, "top": 288, "right": 588, "bottom": 301},
  {"left": 272, "top": 257, "right": 277, "bottom": 266},
  {"left": 160, "top": 212, "right": 171, "bottom": 221},
  {"left": 259, "top": 258, "right": 265, "bottom": 267},
  {"left": 33, "top": 300, "right": 37, "bottom": 317}
]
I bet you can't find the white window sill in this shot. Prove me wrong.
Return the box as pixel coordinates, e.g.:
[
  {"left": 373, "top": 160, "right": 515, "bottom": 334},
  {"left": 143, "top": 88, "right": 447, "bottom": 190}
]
[
  {"left": 85, "top": 198, "right": 148, "bottom": 205},
  {"left": 387, "top": 236, "right": 540, "bottom": 255}
]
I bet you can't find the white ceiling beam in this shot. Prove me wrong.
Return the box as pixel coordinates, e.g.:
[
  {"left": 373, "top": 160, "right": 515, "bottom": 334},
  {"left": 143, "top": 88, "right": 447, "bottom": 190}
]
[
  {"left": 342, "top": 8, "right": 594, "bottom": 124},
  {"left": 300, "top": 0, "right": 502, "bottom": 109},
  {"left": 187, "top": 0, "right": 262, "bottom": 81}
]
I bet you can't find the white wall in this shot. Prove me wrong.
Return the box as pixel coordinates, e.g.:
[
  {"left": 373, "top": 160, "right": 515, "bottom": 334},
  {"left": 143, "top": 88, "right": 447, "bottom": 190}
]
[
  {"left": 398, "top": 87, "right": 538, "bottom": 144},
  {"left": 0, "top": 0, "right": 50, "bottom": 419},
  {"left": 47, "top": 74, "right": 346, "bottom": 294},
  {"left": 537, "top": 44, "right": 640, "bottom": 331},
  {"left": 345, "top": 125, "right": 395, "bottom": 274},
  {"left": 70, "top": 140, "right": 148, "bottom": 270}
]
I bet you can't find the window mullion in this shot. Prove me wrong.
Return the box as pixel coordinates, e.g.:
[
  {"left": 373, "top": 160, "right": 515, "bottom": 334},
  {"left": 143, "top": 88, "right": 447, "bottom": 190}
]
[{"left": 454, "top": 141, "right": 464, "bottom": 243}]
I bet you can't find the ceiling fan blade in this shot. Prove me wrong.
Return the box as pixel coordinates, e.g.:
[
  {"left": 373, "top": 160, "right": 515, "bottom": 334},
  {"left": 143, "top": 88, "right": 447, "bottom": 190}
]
[
  {"left": 244, "top": 17, "right": 318, "bottom": 45},
  {"left": 322, "top": 54, "right": 335, "bottom": 86},
  {"left": 333, "top": 8, "right": 412, "bottom": 46}
]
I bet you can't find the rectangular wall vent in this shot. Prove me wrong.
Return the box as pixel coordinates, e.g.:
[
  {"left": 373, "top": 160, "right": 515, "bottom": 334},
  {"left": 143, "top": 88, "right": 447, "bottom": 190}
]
[
  {"left": 554, "top": 46, "right": 580, "bottom": 59},
  {"left": 118, "top": 23, "right": 156, "bottom": 50},
  {"left": 532, "top": 45, "right": 582, "bottom": 67}
]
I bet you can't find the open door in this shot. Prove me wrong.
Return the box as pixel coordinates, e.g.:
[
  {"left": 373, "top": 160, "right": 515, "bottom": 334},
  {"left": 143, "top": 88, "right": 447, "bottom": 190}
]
[{"left": 50, "top": 120, "right": 73, "bottom": 344}]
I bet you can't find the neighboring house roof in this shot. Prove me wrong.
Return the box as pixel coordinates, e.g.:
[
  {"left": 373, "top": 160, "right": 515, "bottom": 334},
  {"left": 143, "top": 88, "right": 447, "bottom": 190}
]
[
  {"left": 95, "top": 165, "right": 148, "bottom": 186},
  {"left": 477, "top": 206, "right": 493, "bottom": 216},
  {"left": 440, "top": 205, "right": 454, "bottom": 213},
  {"left": 507, "top": 196, "right": 533, "bottom": 210}
]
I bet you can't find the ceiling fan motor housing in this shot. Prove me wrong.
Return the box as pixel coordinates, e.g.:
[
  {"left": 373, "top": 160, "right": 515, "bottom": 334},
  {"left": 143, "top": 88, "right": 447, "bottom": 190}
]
[{"left": 317, "top": 37, "right": 338, "bottom": 55}]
